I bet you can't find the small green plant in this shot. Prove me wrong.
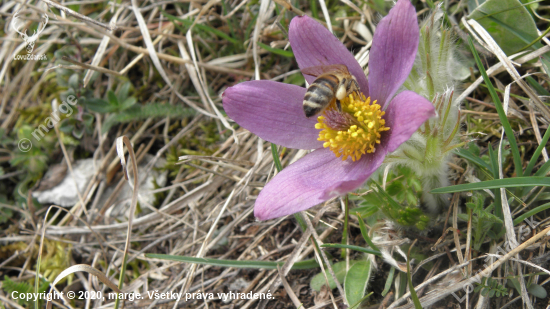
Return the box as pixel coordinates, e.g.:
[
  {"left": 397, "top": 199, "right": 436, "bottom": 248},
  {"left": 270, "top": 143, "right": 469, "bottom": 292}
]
[
  {"left": 2, "top": 275, "right": 49, "bottom": 307},
  {"left": 507, "top": 277, "right": 548, "bottom": 299},
  {"left": 82, "top": 81, "right": 196, "bottom": 133},
  {"left": 458, "top": 194, "right": 503, "bottom": 251},
  {"left": 474, "top": 277, "right": 508, "bottom": 298},
  {"left": 84, "top": 81, "right": 137, "bottom": 114}
]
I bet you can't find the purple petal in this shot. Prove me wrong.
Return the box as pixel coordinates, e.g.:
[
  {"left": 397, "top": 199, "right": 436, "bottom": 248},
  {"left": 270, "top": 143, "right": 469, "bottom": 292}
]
[
  {"left": 368, "top": 0, "right": 419, "bottom": 109},
  {"left": 223, "top": 80, "right": 323, "bottom": 150},
  {"left": 254, "top": 148, "right": 385, "bottom": 220},
  {"left": 289, "top": 15, "right": 369, "bottom": 96},
  {"left": 382, "top": 91, "right": 436, "bottom": 153}
]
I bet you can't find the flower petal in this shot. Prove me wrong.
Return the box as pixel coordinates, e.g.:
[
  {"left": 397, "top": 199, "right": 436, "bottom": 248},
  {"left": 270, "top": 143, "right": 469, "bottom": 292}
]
[
  {"left": 368, "top": 0, "right": 419, "bottom": 109},
  {"left": 289, "top": 15, "right": 369, "bottom": 95},
  {"left": 223, "top": 80, "right": 323, "bottom": 149},
  {"left": 254, "top": 148, "right": 385, "bottom": 220},
  {"left": 382, "top": 90, "right": 436, "bottom": 153}
]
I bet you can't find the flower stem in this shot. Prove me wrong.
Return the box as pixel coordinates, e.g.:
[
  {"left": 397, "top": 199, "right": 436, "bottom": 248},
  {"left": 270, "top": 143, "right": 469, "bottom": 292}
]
[{"left": 341, "top": 194, "right": 349, "bottom": 259}]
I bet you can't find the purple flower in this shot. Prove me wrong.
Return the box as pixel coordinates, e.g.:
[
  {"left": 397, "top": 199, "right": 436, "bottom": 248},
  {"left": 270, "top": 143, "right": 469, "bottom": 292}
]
[{"left": 222, "top": 0, "right": 436, "bottom": 220}]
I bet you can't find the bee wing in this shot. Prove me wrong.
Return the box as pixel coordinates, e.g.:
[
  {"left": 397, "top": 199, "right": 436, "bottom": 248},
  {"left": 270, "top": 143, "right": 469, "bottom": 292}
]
[{"left": 301, "top": 64, "right": 350, "bottom": 78}]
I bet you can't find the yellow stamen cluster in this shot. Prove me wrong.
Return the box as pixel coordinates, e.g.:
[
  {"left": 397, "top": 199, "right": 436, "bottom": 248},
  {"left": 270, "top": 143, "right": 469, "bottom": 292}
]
[{"left": 315, "top": 94, "right": 390, "bottom": 161}]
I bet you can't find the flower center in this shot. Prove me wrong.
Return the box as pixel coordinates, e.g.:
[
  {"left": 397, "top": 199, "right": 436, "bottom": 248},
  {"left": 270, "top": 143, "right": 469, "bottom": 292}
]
[{"left": 315, "top": 93, "right": 390, "bottom": 161}]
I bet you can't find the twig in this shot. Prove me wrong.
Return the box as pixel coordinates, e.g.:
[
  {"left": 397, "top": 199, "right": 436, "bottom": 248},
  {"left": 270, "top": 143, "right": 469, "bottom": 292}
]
[
  {"left": 42, "top": 0, "right": 115, "bottom": 31},
  {"left": 61, "top": 56, "right": 122, "bottom": 76}
]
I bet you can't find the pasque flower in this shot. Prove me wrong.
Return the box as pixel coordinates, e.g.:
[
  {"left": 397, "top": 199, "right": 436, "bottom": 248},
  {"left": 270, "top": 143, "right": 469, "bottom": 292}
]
[{"left": 223, "top": 0, "right": 436, "bottom": 220}]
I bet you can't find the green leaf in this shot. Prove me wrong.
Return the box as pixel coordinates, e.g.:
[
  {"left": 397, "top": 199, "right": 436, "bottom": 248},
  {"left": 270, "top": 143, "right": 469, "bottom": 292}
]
[
  {"left": 352, "top": 205, "right": 379, "bottom": 218},
  {"left": 508, "top": 278, "right": 521, "bottom": 294},
  {"left": 118, "top": 82, "right": 131, "bottom": 103},
  {"left": 344, "top": 260, "right": 372, "bottom": 308},
  {"left": 386, "top": 182, "right": 404, "bottom": 196},
  {"left": 283, "top": 72, "right": 306, "bottom": 86},
  {"left": 120, "top": 97, "right": 137, "bottom": 111},
  {"left": 84, "top": 98, "right": 116, "bottom": 113},
  {"left": 468, "top": 0, "right": 487, "bottom": 12},
  {"left": 107, "top": 90, "right": 119, "bottom": 107},
  {"left": 527, "top": 283, "right": 547, "bottom": 299},
  {"left": 432, "top": 177, "right": 550, "bottom": 193},
  {"left": 68, "top": 73, "right": 79, "bottom": 90},
  {"left": 146, "top": 254, "right": 319, "bottom": 270},
  {"left": 101, "top": 104, "right": 195, "bottom": 133},
  {"left": 320, "top": 244, "right": 381, "bottom": 256},
  {"left": 468, "top": 0, "right": 539, "bottom": 55},
  {"left": 311, "top": 261, "right": 357, "bottom": 291}
]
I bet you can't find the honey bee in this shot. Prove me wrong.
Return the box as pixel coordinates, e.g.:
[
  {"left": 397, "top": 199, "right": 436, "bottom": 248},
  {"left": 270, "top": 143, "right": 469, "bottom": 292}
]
[{"left": 302, "top": 64, "right": 360, "bottom": 118}]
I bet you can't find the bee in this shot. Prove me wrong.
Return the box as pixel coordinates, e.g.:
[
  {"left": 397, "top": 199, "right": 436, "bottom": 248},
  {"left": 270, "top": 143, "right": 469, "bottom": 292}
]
[{"left": 302, "top": 64, "right": 360, "bottom": 118}]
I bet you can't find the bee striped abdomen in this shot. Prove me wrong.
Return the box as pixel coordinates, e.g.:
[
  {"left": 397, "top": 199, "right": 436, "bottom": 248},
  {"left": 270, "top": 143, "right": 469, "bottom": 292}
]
[{"left": 303, "top": 75, "right": 339, "bottom": 118}]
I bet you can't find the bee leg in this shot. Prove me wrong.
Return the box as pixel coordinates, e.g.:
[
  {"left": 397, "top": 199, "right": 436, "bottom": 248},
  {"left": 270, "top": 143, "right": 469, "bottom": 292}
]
[
  {"left": 336, "top": 100, "right": 342, "bottom": 112},
  {"left": 351, "top": 79, "right": 361, "bottom": 98}
]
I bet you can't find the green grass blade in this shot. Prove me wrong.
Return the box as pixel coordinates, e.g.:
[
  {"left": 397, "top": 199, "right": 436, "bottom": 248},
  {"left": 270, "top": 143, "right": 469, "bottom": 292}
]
[
  {"left": 341, "top": 195, "right": 349, "bottom": 258},
  {"left": 406, "top": 244, "right": 422, "bottom": 309},
  {"left": 145, "top": 254, "right": 320, "bottom": 269},
  {"left": 467, "top": 36, "right": 523, "bottom": 177},
  {"left": 269, "top": 143, "right": 307, "bottom": 231},
  {"left": 425, "top": 0, "right": 435, "bottom": 9},
  {"left": 162, "top": 11, "right": 239, "bottom": 44},
  {"left": 270, "top": 143, "right": 283, "bottom": 172},
  {"left": 382, "top": 267, "right": 395, "bottom": 296},
  {"left": 525, "top": 76, "right": 550, "bottom": 96},
  {"left": 454, "top": 148, "right": 492, "bottom": 172},
  {"left": 513, "top": 202, "right": 550, "bottom": 226},
  {"left": 524, "top": 126, "right": 550, "bottom": 176},
  {"left": 257, "top": 42, "right": 294, "bottom": 58},
  {"left": 320, "top": 244, "right": 382, "bottom": 256},
  {"left": 487, "top": 143, "right": 499, "bottom": 178},
  {"left": 535, "top": 159, "right": 550, "bottom": 177},
  {"left": 244, "top": 13, "right": 259, "bottom": 42},
  {"left": 541, "top": 56, "right": 550, "bottom": 78},
  {"left": 355, "top": 212, "right": 380, "bottom": 251},
  {"left": 487, "top": 144, "right": 503, "bottom": 221},
  {"left": 514, "top": 24, "right": 550, "bottom": 54},
  {"left": 431, "top": 177, "right": 550, "bottom": 194},
  {"left": 523, "top": 160, "right": 550, "bottom": 193}
]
